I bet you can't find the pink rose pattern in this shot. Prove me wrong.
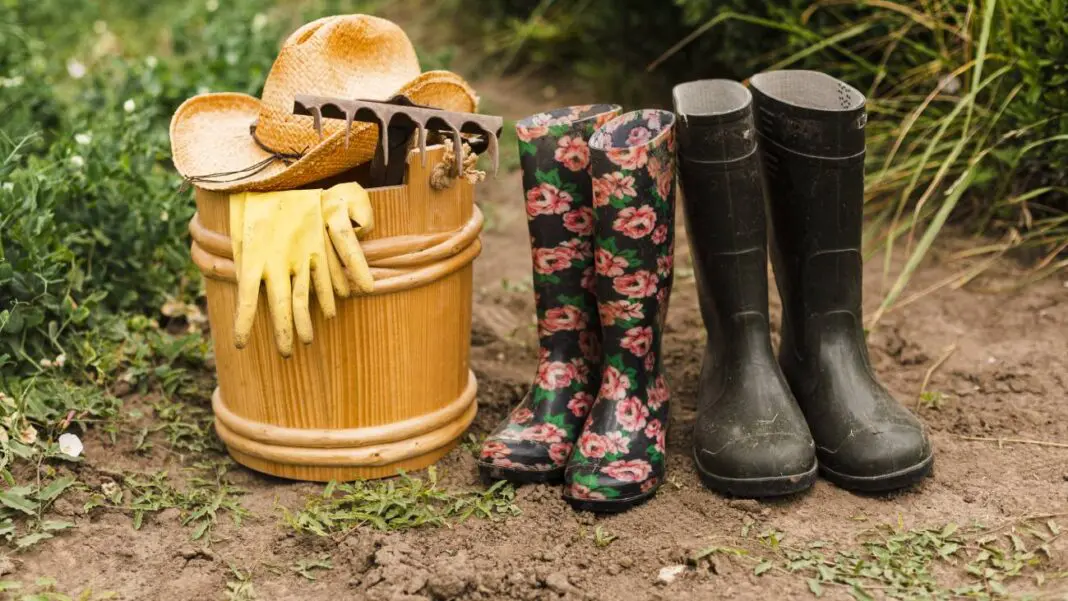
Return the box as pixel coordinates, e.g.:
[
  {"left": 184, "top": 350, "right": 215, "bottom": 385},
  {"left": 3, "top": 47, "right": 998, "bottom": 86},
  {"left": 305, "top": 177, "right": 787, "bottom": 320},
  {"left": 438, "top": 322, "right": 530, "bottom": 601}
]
[
  {"left": 564, "top": 110, "right": 676, "bottom": 504},
  {"left": 480, "top": 104, "right": 622, "bottom": 476}
]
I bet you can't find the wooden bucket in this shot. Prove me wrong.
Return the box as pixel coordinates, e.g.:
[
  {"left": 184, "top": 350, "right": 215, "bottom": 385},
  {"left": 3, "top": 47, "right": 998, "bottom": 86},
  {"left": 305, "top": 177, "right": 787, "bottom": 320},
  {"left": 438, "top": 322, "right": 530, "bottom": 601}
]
[{"left": 188, "top": 146, "right": 480, "bottom": 481}]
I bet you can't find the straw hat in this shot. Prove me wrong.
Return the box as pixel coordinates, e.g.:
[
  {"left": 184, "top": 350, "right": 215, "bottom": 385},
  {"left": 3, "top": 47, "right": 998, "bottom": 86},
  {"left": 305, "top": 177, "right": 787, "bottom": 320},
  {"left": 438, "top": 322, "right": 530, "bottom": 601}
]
[{"left": 169, "top": 14, "right": 477, "bottom": 192}]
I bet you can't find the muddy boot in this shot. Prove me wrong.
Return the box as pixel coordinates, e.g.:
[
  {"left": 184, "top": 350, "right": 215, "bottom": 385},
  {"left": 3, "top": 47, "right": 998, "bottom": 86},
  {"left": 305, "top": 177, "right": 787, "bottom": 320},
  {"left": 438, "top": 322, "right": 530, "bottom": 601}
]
[
  {"left": 673, "top": 80, "right": 817, "bottom": 497},
  {"left": 750, "top": 70, "right": 933, "bottom": 492},
  {"left": 563, "top": 110, "right": 676, "bottom": 512},
  {"left": 479, "top": 104, "right": 622, "bottom": 484}
]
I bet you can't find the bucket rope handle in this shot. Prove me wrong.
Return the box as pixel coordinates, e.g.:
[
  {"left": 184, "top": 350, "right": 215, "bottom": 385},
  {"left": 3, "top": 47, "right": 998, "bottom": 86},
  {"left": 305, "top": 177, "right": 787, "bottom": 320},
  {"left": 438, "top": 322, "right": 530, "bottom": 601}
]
[{"left": 189, "top": 206, "right": 483, "bottom": 296}]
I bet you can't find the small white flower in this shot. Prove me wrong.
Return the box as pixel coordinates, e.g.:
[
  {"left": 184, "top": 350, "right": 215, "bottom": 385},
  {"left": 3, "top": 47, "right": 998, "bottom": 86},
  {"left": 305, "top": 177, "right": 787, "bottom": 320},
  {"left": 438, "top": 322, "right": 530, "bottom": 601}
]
[
  {"left": 69, "top": 155, "right": 85, "bottom": 169},
  {"left": 58, "top": 433, "right": 84, "bottom": 458},
  {"left": 54, "top": 354, "right": 66, "bottom": 368},
  {"left": 123, "top": 99, "right": 136, "bottom": 113},
  {"left": 40, "top": 358, "right": 53, "bottom": 367},
  {"left": 1, "top": 182, "right": 13, "bottom": 192},
  {"left": 18, "top": 424, "right": 38, "bottom": 445},
  {"left": 252, "top": 13, "right": 268, "bottom": 31},
  {"left": 93, "top": 20, "right": 108, "bottom": 35},
  {"left": 160, "top": 210, "right": 169, "bottom": 222},
  {"left": 66, "top": 59, "right": 87, "bottom": 79},
  {"left": 145, "top": 55, "right": 158, "bottom": 69},
  {"left": 75, "top": 133, "right": 92, "bottom": 145},
  {"left": 205, "top": 0, "right": 218, "bottom": 11}
]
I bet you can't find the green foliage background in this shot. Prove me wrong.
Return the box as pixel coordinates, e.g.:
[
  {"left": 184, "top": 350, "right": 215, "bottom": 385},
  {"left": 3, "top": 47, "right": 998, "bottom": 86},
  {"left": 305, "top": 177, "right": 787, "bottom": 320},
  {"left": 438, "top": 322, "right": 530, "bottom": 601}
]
[
  {"left": 442, "top": 0, "right": 1067, "bottom": 317},
  {"left": 0, "top": 1, "right": 348, "bottom": 376}
]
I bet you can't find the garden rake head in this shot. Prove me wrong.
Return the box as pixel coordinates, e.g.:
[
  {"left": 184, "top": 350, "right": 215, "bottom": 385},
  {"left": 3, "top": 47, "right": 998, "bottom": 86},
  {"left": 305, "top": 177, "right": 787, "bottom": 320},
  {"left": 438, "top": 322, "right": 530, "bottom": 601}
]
[{"left": 293, "top": 94, "right": 504, "bottom": 186}]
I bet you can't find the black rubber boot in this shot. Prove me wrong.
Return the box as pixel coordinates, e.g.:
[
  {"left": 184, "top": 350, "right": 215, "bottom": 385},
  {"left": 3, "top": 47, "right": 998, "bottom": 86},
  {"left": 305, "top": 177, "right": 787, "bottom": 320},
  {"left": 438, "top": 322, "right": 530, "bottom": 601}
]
[
  {"left": 673, "top": 80, "right": 817, "bottom": 497},
  {"left": 750, "top": 70, "right": 933, "bottom": 492}
]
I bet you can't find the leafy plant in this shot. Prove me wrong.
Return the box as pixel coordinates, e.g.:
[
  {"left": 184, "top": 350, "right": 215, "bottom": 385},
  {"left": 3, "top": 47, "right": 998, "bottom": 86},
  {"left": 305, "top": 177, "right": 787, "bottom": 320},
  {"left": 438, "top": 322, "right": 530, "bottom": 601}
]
[{"left": 282, "top": 467, "right": 520, "bottom": 535}]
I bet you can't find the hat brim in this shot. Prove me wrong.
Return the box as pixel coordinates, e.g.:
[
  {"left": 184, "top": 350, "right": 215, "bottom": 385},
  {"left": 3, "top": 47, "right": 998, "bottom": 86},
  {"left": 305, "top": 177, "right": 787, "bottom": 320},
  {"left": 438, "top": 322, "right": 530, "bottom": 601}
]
[{"left": 169, "top": 71, "right": 477, "bottom": 192}]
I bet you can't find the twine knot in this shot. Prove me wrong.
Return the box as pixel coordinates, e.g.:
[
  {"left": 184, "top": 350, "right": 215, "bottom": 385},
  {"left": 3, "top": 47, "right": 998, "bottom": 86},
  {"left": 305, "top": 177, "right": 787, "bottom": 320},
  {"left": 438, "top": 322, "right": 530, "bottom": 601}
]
[{"left": 429, "top": 142, "right": 485, "bottom": 191}]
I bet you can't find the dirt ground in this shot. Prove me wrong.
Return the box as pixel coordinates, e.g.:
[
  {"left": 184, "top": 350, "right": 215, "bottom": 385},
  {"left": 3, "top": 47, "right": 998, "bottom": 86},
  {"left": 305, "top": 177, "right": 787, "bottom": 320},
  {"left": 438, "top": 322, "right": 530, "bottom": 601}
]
[{"left": 10, "top": 74, "right": 1068, "bottom": 600}]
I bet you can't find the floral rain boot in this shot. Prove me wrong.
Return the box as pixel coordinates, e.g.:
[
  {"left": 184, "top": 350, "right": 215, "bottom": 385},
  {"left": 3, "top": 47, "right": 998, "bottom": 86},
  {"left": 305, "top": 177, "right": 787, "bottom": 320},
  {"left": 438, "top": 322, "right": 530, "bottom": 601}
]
[
  {"left": 563, "top": 109, "right": 676, "bottom": 512},
  {"left": 479, "top": 104, "right": 622, "bottom": 484}
]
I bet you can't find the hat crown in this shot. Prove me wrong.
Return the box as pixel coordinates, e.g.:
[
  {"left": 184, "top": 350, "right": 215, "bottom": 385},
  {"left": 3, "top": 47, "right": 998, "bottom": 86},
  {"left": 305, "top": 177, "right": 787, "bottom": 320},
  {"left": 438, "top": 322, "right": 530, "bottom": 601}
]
[{"left": 254, "top": 15, "right": 421, "bottom": 155}]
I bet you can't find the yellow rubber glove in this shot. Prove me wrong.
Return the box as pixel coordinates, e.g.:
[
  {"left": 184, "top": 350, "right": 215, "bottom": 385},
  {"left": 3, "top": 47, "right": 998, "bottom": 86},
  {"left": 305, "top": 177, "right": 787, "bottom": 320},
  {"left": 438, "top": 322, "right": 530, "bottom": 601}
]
[
  {"left": 229, "top": 190, "right": 336, "bottom": 357},
  {"left": 321, "top": 182, "right": 375, "bottom": 295}
]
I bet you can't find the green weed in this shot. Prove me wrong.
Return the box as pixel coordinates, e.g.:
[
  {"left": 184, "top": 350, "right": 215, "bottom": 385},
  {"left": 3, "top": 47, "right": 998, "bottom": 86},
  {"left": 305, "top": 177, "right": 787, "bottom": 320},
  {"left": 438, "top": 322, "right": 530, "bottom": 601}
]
[
  {"left": 224, "top": 566, "right": 257, "bottom": 601},
  {"left": 0, "top": 576, "right": 116, "bottom": 601},
  {"left": 918, "top": 390, "right": 946, "bottom": 410},
  {"left": 83, "top": 461, "right": 249, "bottom": 541},
  {"left": 592, "top": 525, "right": 618, "bottom": 548},
  {"left": 291, "top": 555, "right": 333, "bottom": 581},
  {"left": 692, "top": 516, "right": 1065, "bottom": 599},
  {"left": 458, "top": 432, "right": 487, "bottom": 458},
  {"left": 282, "top": 467, "right": 520, "bottom": 536},
  {"left": 0, "top": 319, "right": 216, "bottom": 550}
]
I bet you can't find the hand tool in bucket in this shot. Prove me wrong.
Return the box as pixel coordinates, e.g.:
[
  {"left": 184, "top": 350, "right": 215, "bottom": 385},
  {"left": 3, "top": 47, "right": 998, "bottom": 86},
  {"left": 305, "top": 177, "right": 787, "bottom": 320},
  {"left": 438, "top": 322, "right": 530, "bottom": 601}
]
[{"left": 293, "top": 94, "right": 504, "bottom": 186}]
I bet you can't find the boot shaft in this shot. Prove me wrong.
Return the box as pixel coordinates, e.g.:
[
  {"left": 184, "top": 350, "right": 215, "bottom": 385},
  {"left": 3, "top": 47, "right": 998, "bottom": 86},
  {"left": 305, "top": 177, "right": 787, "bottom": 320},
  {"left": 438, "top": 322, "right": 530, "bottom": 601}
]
[
  {"left": 673, "top": 80, "right": 773, "bottom": 347},
  {"left": 589, "top": 109, "right": 676, "bottom": 363},
  {"left": 750, "top": 71, "right": 869, "bottom": 359},
  {"left": 518, "top": 105, "right": 621, "bottom": 361}
]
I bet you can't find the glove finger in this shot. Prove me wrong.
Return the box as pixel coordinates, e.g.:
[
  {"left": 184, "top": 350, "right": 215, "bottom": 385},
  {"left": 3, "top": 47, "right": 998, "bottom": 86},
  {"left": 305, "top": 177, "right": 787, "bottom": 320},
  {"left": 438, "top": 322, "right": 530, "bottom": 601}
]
[
  {"left": 233, "top": 264, "right": 261, "bottom": 349},
  {"left": 229, "top": 193, "right": 246, "bottom": 268},
  {"left": 265, "top": 272, "right": 294, "bottom": 357},
  {"left": 311, "top": 254, "right": 337, "bottom": 320},
  {"left": 325, "top": 239, "right": 351, "bottom": 298},
  {"left": 347, "top": 191, "right": 374, "bottom": 236},
  {"left": 327, "top": 219, "right": 375, "bottom": 294},
  {"left": 292, "top": 262, "right": 314, "bottom": 345}
]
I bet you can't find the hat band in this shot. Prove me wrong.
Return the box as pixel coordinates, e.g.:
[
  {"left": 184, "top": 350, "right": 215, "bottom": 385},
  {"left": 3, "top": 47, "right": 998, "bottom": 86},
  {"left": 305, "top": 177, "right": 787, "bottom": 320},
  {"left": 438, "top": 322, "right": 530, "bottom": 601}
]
[{"left": 182, "top": 124, "right": 307, "bottom": 186}]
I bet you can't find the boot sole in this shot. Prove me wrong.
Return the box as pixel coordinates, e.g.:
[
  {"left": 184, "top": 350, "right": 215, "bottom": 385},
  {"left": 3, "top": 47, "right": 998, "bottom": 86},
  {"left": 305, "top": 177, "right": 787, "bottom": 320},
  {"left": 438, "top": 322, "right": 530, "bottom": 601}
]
[
  {"left": 819, "top": 453, "right": 934, "bottom": 493},
  {"left": 562, "top": 491, "right": 654, "bottom": 514},
  {"left": 693, "top": 449, "right": 818, "bottom": 498},
  {"left": 477, "top": 462, "right": 564, "bottom": 485}
]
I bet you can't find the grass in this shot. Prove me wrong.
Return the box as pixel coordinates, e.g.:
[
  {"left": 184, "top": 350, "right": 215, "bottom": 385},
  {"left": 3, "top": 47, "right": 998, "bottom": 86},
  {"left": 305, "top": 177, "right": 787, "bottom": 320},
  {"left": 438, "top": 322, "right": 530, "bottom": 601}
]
[
  {"left": 282, "top": 467, "right": 520, "bottom": 536},
  {"left": 691, "top": 515, "right": 1067, "bottom": 599}
]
